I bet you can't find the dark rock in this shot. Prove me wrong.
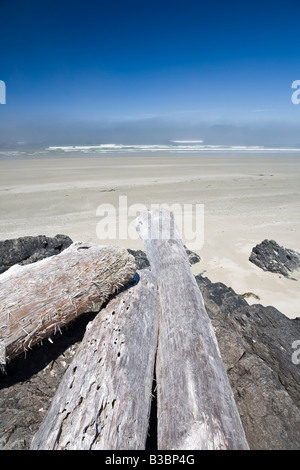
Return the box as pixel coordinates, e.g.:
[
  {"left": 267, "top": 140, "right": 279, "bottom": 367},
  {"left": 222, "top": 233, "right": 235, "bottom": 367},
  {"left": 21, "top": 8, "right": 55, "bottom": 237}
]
[
  {"left": 0, "top": 234, "right": 73, "bottom": 274},
  {"left": 249, "top": 239, "right": 300, "bottom": 279},
  {"left": 127, "top": 249, "right": 150, "bottom": 270},
  {"left": 196, "top": 274, "right": 300, "bottom": 450},
  {"left": 183, "top": 245, "right": 201, "bottom": 265}
]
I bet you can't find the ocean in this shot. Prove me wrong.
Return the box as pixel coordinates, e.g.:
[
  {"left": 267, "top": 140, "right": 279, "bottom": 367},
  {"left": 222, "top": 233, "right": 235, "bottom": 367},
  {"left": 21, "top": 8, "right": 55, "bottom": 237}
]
[{"left": 1, "top": 141, "right": 300, "bottom": 160}]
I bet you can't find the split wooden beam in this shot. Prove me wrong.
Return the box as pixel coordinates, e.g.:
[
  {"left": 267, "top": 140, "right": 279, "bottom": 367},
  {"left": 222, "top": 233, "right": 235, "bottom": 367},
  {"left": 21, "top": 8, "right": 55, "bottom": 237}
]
[
  {"left": 0, "top": 242, "right": 136, "bottom": 369},
  {"left": 136, "top": 208, "right": 249, "bottom": 450},
  {"left": 30, "top": 269, "right": 158, "bottom": 450}
]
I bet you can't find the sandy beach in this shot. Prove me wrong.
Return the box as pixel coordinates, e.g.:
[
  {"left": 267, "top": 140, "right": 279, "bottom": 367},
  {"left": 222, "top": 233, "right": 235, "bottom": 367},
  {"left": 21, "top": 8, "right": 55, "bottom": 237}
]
[{"left": 0, "top": 153, "right": 299, "bottom": 318}]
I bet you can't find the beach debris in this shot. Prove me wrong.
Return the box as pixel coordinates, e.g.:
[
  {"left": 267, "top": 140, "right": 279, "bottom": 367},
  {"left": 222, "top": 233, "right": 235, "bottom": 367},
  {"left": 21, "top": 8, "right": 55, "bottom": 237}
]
[
  {"left": 241, "top": 291, "right": 260, "bottom": 300},
  {"left": 0, "top": 242, "right": 136, "bottom": 370},
  {"left": 31, "top": 209, "right": 248, "bottom": 450},
  {"left": 30, "top": 269, "right": 158, "bottom": 450},
  {"left": 136, "top": 208, "right": 249, "bottom": 450},
  {"left": 249, "top": 239, "right": 300, "bottom": 279}
]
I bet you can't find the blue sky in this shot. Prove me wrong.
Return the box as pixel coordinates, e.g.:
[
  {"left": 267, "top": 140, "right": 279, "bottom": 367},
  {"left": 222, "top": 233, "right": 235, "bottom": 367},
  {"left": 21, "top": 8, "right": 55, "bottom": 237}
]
[{"left": 1, "top": 0, "right": 300, "bottom": 145}]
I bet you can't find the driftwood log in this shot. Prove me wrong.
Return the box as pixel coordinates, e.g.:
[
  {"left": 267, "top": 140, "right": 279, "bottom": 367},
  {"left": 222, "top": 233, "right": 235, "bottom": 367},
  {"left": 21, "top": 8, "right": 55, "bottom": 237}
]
[
  {"left": 30, "top": 269, "right": 158, "bottom": 450},
  {"left": 0, "top": 242, "right": 136, "bottom": 369},
  {"left": 136, "top": 208, "right": 249, "bottom": 450}
]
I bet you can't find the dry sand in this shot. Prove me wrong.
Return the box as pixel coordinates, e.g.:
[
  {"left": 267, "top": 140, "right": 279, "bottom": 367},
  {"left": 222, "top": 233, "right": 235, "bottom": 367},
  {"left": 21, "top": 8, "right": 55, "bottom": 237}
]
[{"left": 0, "top": 153, "right": 299, "bottom": 318}]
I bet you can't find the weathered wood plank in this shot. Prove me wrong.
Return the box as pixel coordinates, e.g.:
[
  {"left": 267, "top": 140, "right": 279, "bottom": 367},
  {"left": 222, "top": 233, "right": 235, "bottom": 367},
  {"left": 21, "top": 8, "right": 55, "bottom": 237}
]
[
  {"left": 0, "top": 242, "right": 136, "bottom": 369},
  {"left": 30, "top": 269, "right": 159, "bottom": 450},
  {"left": 136, "top": 208, "right": 249, "bottom": 450}
]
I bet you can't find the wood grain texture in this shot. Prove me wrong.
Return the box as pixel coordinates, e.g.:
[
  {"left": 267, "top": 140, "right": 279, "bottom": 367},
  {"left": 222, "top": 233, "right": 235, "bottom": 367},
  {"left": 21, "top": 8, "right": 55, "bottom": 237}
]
[
  {"left": 136, "top": 208, "right": 249, "bottom": 450},
  {"left": 0, "top": 242, "right": 136, "bottom": 368},
  {"left": 30, "top": 269, "right": 159, "bottom": 450}
]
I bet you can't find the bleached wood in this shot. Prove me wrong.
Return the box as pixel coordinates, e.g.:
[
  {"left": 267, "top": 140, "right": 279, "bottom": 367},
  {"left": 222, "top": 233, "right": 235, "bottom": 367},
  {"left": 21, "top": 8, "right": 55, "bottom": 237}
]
[
  {"left": 30, "top": 269, "right": 159, "bottom": 450},
  {"left": 0, "top": 242, "right": 136, "bottom": 369},
  {"left": 136, "top": 208, "right": 249, "bottom": 450}
]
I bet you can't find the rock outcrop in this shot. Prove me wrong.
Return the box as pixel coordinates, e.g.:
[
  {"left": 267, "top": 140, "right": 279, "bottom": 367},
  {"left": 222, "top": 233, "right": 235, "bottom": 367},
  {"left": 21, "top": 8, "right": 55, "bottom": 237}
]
[
  {"left": 249, "top": 239, "right": 300, "bottom": 279},
  {"left": 0, "top": 234, "right": 73, "bottom": 274},
  {"left": 196, "top": 274, "right": 300, "bottom": 450}
]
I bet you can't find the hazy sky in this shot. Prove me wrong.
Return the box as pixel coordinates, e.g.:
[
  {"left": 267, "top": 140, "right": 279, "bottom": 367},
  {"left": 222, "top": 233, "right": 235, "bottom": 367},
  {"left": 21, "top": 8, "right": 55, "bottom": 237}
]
[{"left": 1, "top": 0, "right": 300, "bottom": 145}]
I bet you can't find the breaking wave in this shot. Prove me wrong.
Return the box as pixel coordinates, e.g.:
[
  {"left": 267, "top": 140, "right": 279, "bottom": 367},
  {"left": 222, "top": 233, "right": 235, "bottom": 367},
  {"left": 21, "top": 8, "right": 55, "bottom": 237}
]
[{"left": 46, "top": 143, "right": 300, "bottom": 154}]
